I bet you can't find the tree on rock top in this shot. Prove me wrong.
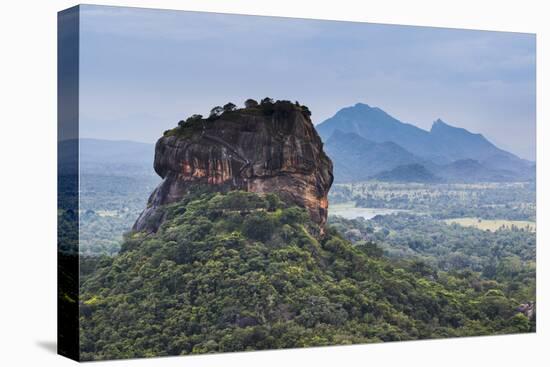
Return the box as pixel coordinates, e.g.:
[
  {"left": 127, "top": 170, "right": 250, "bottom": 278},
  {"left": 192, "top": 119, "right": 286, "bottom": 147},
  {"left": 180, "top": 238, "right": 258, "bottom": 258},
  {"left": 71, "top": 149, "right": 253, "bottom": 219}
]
[
  {"left": 244, "top": 99, "right": 259, "bottom": 108},
  {"left": 223, "top": 102, "right": 237, "bottom": 112}
]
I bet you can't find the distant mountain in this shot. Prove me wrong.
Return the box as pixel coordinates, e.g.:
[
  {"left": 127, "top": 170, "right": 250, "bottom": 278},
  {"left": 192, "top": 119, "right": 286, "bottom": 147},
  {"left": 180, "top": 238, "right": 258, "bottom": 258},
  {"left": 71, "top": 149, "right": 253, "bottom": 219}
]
[
  {"left": 324, "top": 130, "right": 427, "bottom": 182},
  {"left": 434, "top": 159, "right": 521, "bottom": 183},
  {"left": 373, "top": 163, "right": 440, "bottom": 183},
  {"left": 478, "top": 152, "right": 535, "bottom": 180},
  {"left": 317, "top": 103, "right": 436, "bottom": 159},
  {"left": 317, "top": 103, "right": 534, "bottom": 182},
  {"left": 59, "top": 138, "right": 155, "bottom": 176},
  {"left": 428, "top": 119, "right": 532, "bottom": 173}
]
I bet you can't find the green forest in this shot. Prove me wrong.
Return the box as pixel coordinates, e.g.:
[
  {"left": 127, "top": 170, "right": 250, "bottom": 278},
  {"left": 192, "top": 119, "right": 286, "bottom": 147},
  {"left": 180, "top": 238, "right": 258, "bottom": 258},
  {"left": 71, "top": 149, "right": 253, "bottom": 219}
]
[
  {"left": 330, "top": 214, "right": 535, "bottom": 302},
  {"left": 79, "top": 191, "right": 534, "bottom": 361}
]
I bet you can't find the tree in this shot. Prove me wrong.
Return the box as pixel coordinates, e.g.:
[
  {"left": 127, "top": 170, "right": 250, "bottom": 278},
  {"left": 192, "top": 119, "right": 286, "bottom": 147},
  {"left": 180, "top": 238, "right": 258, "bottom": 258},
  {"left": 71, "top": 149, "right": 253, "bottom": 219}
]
[
  {"left": 242, "top": 211, "right": 275, "bottom": 242},
  {"left": 260, "top": 97, "right": 274, "bottom": 105},
  {"left": 301, "top": 105, "right": 312, "bottom": 117},
  {"left": 244, "top": 99, "right": 259, "bottom": 108},
  {"left": 209, "top": 106, "right": 224, "bottom": 119},
  {"left": 185, "top": 114, "right": 203, "bottom": 123},
  {"left": 223, "top": 102, "right": 237, "bottom": 112},
  {"left": 260, "top": 97, "right": 275, "bottom": 115},
  {"left": 356, "top": 241, "right": 384, "bottom": 259},
  {"left": 508, "top": 313, "right": 530, "bottom": 332}
]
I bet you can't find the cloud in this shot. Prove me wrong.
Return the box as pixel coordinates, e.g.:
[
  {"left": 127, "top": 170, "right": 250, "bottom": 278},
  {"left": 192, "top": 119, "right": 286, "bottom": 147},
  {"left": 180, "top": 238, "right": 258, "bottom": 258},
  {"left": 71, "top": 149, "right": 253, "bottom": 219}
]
[
  {"left": 79, "top": 5, "right": 324, "bottom": 43},
  {"left": 77, "top": 5, "right": 536, "bottom": 160}
]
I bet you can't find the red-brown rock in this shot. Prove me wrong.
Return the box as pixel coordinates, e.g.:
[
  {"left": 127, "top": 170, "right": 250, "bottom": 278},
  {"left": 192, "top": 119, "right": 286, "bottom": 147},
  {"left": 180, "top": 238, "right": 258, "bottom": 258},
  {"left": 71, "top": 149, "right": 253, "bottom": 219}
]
[{"left": 133, "top": 101, "right": 333, "bottom": 235}]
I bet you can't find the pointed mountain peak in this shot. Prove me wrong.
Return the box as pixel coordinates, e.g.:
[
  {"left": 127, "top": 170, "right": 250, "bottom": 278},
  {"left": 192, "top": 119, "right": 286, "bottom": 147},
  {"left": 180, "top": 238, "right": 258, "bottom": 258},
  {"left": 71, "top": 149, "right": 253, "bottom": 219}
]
[
  {"left": 352, "top": 102, "right": 387, "bottom": 114},
  {"left": 335, "top": 102, "right": 375, "bottom": 114},
  {"left": 337, "top": 102, "right": 393, "bottom": 120},
  {"left": 431, "top": 118, "right": 452, "bottom": 130},
  {"left": 430, "top": 118, "right": 472, "bottom": 135},
  {"left": 430, "top": 119, "right": 492, "bottom": 146}
]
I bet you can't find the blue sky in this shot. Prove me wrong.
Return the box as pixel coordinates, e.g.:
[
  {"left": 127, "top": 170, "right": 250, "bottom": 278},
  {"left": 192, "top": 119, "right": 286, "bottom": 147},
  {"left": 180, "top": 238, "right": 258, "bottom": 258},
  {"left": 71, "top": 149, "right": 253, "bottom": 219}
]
[{"left": 79, "top": 5, "right": 536, "bottom": 160}]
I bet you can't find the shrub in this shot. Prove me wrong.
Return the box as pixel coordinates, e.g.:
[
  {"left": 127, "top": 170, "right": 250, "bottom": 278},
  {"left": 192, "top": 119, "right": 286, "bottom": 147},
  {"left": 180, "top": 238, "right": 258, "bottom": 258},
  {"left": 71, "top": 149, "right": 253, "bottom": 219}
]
[
  {"left": 186, "top": 114, "right": 203, "bottom": 123},
  {"left": 243, "top": 211, "right": 275, "bottom": 242},
  {"left": 223, "top": 102, "right": 236, "bottom": 112},
  {"left": 244, "top": 99, "right": 259, "bottom": 108},
  {"left": 209, "top": 106, "right": 224, "bottom": 119}
]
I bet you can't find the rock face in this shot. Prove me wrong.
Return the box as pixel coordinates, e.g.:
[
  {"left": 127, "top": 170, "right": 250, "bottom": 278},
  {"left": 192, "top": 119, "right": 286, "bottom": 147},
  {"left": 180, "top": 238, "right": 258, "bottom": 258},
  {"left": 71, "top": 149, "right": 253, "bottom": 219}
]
[{"left": 133, "top": 101, "right": 333, "bottom": 235}]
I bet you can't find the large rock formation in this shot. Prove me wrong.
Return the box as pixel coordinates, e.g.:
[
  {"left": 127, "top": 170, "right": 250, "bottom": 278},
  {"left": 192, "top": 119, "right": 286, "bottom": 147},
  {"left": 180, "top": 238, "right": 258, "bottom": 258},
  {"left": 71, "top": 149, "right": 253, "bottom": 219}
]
[{"left": 133, "top": 100, "right": 333, "bottom": 234}]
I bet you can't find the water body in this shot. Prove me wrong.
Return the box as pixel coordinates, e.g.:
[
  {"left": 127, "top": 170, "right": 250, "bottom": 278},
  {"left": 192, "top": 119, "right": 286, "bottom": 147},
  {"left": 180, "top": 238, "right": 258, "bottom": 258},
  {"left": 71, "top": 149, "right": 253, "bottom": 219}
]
[{"left": 329, "top": 205, "right": 406, "bottom": 220}]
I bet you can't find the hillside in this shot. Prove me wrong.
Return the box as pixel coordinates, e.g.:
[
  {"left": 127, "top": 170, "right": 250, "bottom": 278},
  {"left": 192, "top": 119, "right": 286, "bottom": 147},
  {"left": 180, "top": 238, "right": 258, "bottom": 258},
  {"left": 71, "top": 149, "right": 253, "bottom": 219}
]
[
  {"left": 434, "top": 159, "right": 520, "bottom": 183},
  {"left": 79, "top": 191, "right": 531, "bottom": 360},
  {"left": 76, "top": 100, "right": 534, "bottom": 361},
  {"left": 372, "top": 160, "right": 525, "bottom": 183},
  {"left": 373, "top": 163, "right": 440, "bottom": 183}
]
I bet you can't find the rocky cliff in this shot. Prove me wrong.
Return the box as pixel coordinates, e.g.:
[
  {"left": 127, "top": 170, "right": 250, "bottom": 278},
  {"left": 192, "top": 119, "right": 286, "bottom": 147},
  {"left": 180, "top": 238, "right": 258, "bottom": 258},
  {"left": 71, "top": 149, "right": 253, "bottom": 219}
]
[{"left": 133, "top": 100, "right": 333, "bottom": 235}]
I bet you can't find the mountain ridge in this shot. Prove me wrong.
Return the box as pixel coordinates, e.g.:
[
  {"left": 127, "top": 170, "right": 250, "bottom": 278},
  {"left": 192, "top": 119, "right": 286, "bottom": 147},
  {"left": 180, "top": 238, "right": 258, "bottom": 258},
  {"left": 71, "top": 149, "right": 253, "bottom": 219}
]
[
  {"left": 317, "top": 103, "right": 531, "bottom": 162},
  {"left": 317, "top": 103, "right": 533, "bottom": 182},
  {"left": 324, "top": 130, "right": 428, "bottom": 182}
]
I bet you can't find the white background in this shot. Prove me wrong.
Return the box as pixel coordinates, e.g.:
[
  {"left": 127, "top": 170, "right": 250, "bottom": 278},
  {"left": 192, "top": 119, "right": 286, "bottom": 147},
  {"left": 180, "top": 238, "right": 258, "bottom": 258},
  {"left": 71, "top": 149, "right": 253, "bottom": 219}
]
[{"left": 0, "top": 0, "right": 547, "bottom": 365}]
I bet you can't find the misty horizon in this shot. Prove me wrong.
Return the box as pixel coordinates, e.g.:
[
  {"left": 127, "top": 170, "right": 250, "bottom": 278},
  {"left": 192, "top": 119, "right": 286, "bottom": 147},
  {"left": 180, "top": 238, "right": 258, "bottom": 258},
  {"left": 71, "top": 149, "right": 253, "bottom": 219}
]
[{"left": 77, "top": 100, "right": 535, "bottom": 162}]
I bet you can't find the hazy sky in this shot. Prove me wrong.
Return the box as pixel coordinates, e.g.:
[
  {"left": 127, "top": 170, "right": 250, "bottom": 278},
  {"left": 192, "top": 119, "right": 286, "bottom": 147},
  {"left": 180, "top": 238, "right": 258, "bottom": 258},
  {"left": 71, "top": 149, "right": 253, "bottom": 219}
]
[{"left": 79, "top": 5, "right": 536, "bottom": 160}]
